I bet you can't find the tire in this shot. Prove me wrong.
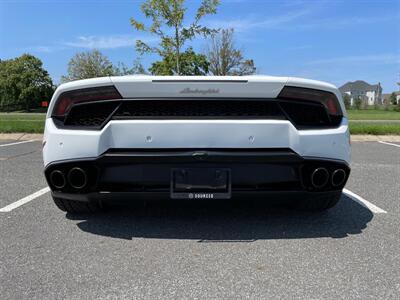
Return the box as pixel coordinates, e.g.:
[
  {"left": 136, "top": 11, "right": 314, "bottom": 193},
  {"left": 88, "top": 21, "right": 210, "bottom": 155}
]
[
  {"left": 290, "top": 192, "right": 341, "bottom": 211},
  {"left": 52, "top": 197, "right": 102, "bottom": 213}
]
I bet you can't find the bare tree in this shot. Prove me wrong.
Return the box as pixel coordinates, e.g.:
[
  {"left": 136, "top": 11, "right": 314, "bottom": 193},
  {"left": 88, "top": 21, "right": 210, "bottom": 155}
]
[
  {"left": 206, "top": 28, "right": 256, "bottom": 76},
  {"left": 113, "top": 59, "right": 148, "bottom": 76},
  {"left": 61, "top": 50, "right": 114, "bottom": 82}
]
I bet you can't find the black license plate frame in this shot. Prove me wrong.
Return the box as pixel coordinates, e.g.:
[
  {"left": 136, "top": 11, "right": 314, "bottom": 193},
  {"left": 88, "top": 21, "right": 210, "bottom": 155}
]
[{"left": 170, "top": 168, "right": 231, "bottom": 199}]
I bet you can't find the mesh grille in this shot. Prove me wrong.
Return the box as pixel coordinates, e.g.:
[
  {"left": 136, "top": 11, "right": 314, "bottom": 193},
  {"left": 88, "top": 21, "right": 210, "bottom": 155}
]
[
  {"left": 113, "top": 100, "right": 284, "bottom": 119},
  {"left": 64, "top": 101, "right": 120, "bottom": 127}
]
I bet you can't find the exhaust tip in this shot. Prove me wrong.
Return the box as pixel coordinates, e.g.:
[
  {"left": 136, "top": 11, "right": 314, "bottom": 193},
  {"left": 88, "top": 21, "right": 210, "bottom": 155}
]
[
  {"left": 332, "top": 169, "right": 346, "bottom": 187},
  {"left": 50, "top": 170, "right": 66, "bottom": 189},
  {"left": 68, "top": 167, "right": 87, "bottom": 189},
  {"left": 311, "top": 167, "right": 329, "bottom": 188}
]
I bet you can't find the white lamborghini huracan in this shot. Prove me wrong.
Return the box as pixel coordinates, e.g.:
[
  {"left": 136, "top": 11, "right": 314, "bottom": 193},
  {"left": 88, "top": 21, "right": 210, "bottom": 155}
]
[{"left": 43, "top": 76, "right": 351, "bottom": 213}]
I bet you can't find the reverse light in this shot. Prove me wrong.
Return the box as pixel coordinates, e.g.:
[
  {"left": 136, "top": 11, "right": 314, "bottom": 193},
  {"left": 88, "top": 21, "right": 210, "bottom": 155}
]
[
  {"left": 278, "top": 86, "right": 342, "bottom": 116},
  {"left": 52, "top": 86, "right": 122, "bottom": 118}
]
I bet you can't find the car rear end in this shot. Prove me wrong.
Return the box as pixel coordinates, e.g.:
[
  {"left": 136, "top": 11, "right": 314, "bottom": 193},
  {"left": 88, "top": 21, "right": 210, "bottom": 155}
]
[{"left": 43, "top": 76, "right": 350, "bottom": 212}]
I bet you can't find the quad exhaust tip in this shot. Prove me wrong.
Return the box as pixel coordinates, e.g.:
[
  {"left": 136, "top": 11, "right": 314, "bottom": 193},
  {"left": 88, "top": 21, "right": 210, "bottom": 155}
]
[
  {"left": 332, "top": 169, "right": 346, "bottom": 187},
  {"left": 50, "top": 170, "right": 66, "bottom": 189},
  {"left": 68, "top": 167, "right": 87, "bottom": 189},
  {"left": 311, "top": 167, "right": 329, "bottom": 188}
]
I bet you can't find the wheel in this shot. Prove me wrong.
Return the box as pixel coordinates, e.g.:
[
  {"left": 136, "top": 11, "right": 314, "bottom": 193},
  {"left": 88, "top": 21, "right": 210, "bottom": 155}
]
[
  {"left": 290, "top": 192, "right": 341, "bottom": 211},
  {"left": 52, "top": 197, "right": 102, "bottom": 213}
]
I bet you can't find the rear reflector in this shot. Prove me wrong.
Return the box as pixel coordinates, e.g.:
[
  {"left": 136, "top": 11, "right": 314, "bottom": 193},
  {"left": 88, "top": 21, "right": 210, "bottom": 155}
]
[
  {"left": 278, "top": 86, "right": 342, "bottom": 116},
  {"left": 52, "top": 86, "right": 121, "bottom": 117}
]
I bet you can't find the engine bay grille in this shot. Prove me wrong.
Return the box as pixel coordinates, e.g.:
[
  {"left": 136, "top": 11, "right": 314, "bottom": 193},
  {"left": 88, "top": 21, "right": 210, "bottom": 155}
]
[
  {"left": 63, "top": 101, "right": 120, "bottom": 127},
  {"left": 113, "top": 100, "right": 285, "bottom": 119}
]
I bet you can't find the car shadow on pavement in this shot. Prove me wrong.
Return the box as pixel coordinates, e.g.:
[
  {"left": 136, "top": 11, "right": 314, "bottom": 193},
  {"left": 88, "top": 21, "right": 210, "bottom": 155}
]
[{"left": 69, "top": 194, "right": 373, "bottom": 241}]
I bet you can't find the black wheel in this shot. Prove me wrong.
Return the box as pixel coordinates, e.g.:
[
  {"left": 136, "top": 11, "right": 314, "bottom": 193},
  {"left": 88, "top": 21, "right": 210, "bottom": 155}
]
[
  {"left": 290, "top": 192, "right": 341, "bottom": 211},
  {"left": 52, "top": 197, "right": 102, "bottom": 213}
]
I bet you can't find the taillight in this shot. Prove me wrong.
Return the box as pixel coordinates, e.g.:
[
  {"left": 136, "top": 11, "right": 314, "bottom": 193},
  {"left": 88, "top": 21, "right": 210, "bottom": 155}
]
[
  {"left": 52, "top": 86, "right": 122, "bottom": 118},
  {"left": 278, "top": 86, "right": 342, "bottom": 116}
]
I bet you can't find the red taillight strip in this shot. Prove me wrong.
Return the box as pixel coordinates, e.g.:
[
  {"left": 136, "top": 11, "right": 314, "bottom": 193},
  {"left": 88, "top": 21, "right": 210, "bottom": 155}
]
[
  {"left": 278, "top": 86, "right": 342, "bottom": 116},
  {"left": 52, "top": 86, "right": 122, "bottom": 117}
]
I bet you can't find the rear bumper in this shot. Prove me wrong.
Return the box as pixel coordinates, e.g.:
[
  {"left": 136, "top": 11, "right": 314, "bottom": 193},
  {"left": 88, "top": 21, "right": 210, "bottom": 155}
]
[
  {"left": 43, "top": 118, "right": 351, "bottom": 166},
  {"left": 45, "top": 149, "right": 350, "bottom": 203}
]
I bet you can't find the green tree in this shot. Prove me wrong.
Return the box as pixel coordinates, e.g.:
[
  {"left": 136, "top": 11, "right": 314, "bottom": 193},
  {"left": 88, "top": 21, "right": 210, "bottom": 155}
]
[
  {"left": 389, "top": 92, "right": 397, "bottom": 105},
  {"left": 343, "top": 94, "right": 351, "bottom": 109},
  {"left": 0, "top": 54, "right": 54, "bottom": 111},
  {"left": 206, "top": 28, "right": 256, "bottom": 75},
  {"left": 61, "top": 49, "right": 115, "bottom": 82},
  {"left": 149, "top": 47, "right": 209, "bottom": 75},
  {"left": 354, "top": 96, "right": 362, "bottom": 110},
  {"left": 131, "top": 0, "right": 220, "bottom": 75}
]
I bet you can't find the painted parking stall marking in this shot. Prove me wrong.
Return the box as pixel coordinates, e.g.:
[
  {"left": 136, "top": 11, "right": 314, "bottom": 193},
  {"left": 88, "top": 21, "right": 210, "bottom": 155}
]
[
  {"left": 378, "top": 141, "right": 400, "bottom": 148},
  {"left": 0, "top": 187, "right": 387, "bottom": 215},
  {"left": 343, "top": 188, "right": 387, "bottom": 214},
  {"left": 0, "top": 187, "right": 50, "bottom": 212},
  {"left": 0, "top": 140, "right": 37, "bottom": 148}
]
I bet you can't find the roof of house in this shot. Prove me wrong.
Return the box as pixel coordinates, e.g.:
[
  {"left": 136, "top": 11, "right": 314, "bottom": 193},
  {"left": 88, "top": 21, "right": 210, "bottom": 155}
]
[{"left": 339, "top": 80, "right": 381, "bottom": 93}]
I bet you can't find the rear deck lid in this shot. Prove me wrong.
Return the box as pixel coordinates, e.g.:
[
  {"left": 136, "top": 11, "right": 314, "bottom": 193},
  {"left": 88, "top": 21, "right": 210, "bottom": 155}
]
[{"left": 110, "top": 75, "right": 288, "bottom": 99}]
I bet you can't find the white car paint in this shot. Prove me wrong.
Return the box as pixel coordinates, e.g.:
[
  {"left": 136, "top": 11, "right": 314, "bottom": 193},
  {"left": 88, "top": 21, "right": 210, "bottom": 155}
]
[{"left": 43, "top": 75, "right": 351, "bottom": 166}]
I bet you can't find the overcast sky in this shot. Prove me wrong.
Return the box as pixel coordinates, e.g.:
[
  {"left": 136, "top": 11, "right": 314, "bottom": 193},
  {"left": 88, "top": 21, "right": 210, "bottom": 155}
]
[{"left": 0, "top": 0, "right": 399, "bottom": 92}]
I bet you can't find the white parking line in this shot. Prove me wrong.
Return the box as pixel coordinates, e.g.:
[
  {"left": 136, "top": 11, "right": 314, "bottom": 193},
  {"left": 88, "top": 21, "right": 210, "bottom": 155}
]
[
  {"left": 378, "top": 141, "right": 400, "bottom": 148},
  {"left": 343, "top": 188, "right": 387, "bottom": 214},
  {"left": 0, "top": 187, "right": 387, "bottom": 214},
  {"left": 0, "top": 187, "right": 50, "bottom": 212},
  {"left": 0, "top": 140, "right": 37, "bottom": 147}
]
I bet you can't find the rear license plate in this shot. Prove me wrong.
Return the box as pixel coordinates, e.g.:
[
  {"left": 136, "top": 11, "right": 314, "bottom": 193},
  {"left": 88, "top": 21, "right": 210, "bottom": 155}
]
[{"left": 170, "top": 168, "right": 231, "bottom": 199}]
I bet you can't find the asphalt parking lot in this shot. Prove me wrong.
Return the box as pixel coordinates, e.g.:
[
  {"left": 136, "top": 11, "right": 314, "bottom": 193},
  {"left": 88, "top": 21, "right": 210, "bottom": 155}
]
[{"left": 0, "top": 140, "right": 399, "bottom": 299}]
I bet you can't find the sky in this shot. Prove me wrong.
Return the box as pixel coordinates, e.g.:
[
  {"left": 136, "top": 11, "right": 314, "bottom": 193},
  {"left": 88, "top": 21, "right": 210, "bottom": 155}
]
[{"left": 0, "top": 0, "right": 399, "bottom": 92}]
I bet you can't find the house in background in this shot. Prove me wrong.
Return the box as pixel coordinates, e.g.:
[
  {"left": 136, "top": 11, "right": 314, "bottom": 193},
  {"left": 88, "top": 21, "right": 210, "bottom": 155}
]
[
  {"left": 398, "top": 81, "right": 400, "bottom": 104},
  {"left": 383, "top": 92, "right": 400, "bottom": 105},
  {"left": 339, "top": 80, "right": 383, "bottom": 106}
]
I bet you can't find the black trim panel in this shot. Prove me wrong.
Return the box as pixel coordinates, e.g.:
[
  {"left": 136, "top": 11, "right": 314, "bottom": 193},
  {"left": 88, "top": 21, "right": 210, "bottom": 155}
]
[
  {"left": 100, "top": 148, "right": 302, "bottom": 164},
  {"left": 52, "top": 96, "right": 343, "bottom": 130},
  {"left": 44, "top": 149, "right": 350, "bottom": 199}
]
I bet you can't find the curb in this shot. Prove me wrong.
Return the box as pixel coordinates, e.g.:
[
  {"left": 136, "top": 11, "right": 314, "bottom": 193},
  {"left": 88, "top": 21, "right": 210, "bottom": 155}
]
[
  {"left": 0, "top": 133, "right": 43, "bottom": 141},
  {"left": 350, "top": 135, "right": 400, "bottom": 142}
]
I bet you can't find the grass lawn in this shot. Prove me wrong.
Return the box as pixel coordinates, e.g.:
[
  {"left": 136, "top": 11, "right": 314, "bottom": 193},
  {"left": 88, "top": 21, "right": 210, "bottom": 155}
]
[
  {"left": 349, "top": 122, "right": 400, "bottom": 135},
  {"left": 347, "top": 109, "right": 400, "bottom": 120},
  {"left": 0, "top": 113, "right": 46, "bottom": 133}
]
